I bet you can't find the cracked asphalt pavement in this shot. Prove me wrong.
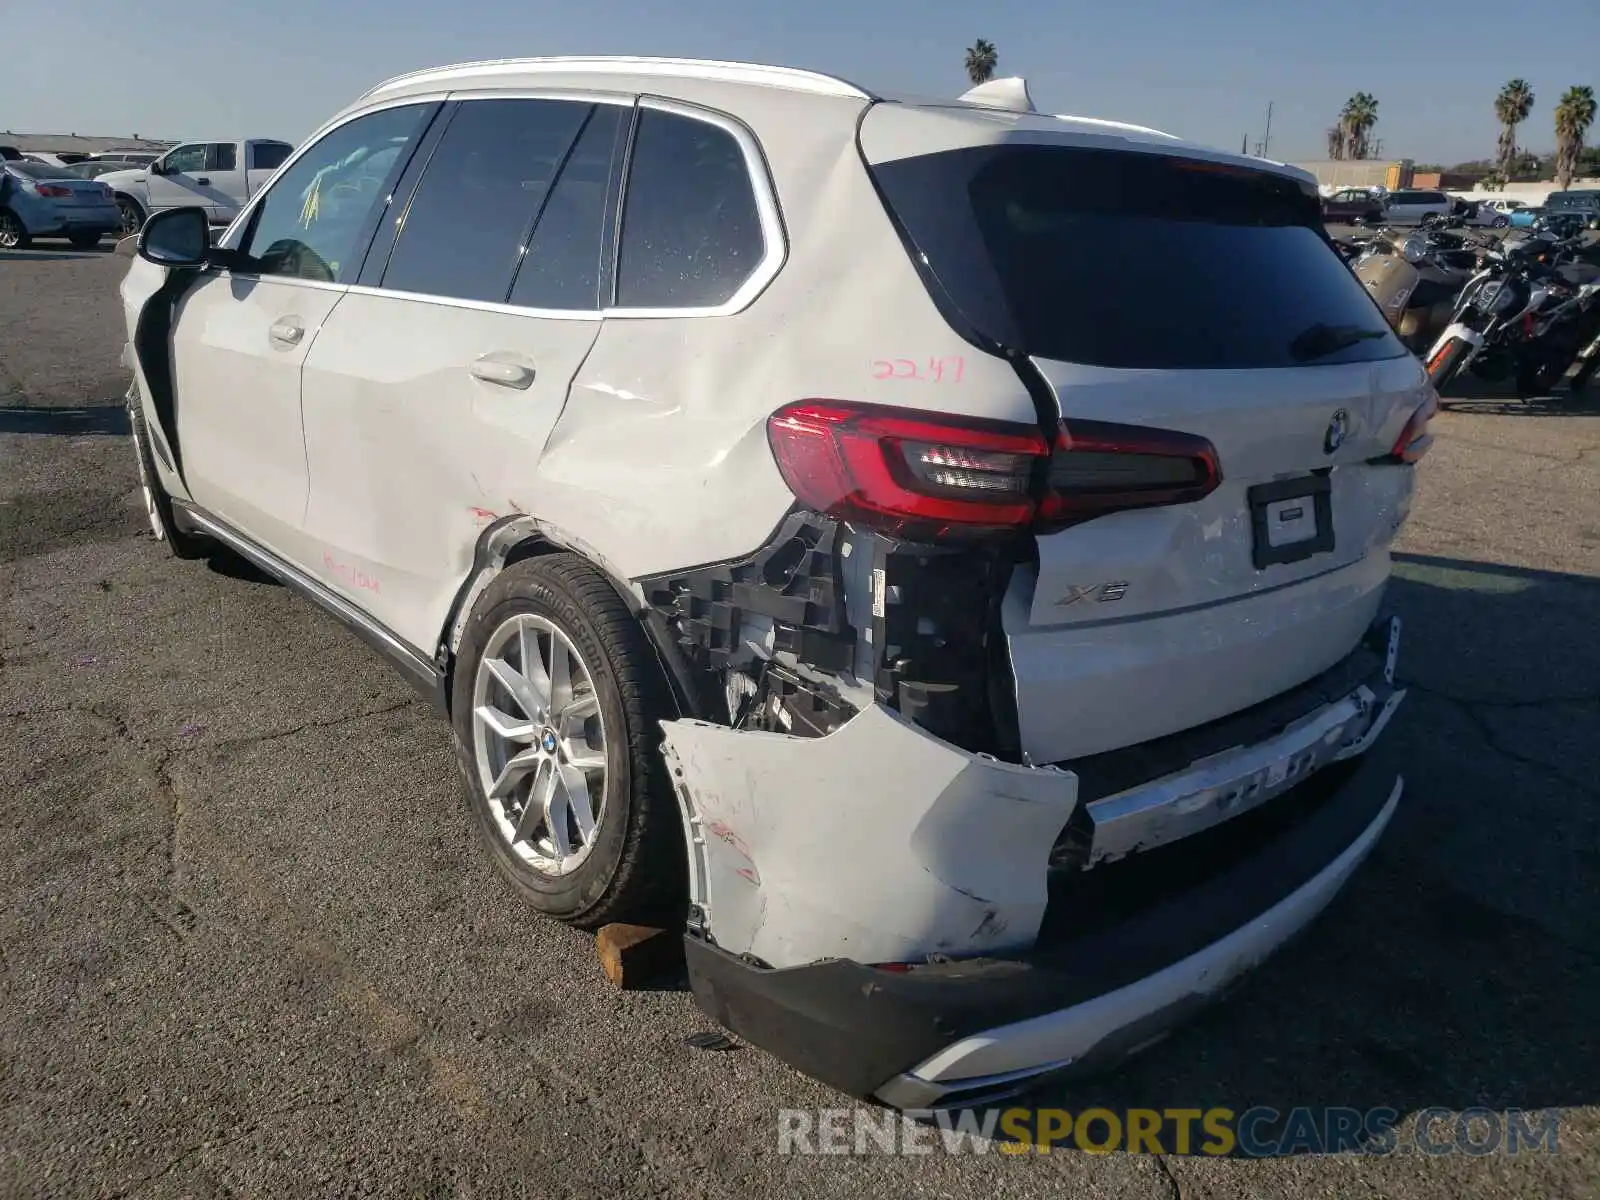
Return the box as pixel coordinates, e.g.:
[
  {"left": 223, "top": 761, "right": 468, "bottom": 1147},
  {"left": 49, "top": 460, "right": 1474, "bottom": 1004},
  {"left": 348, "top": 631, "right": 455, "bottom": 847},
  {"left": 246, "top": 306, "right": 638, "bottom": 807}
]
[{"left": 2, "top": 245, "right": 1598, "bottom": 1199}]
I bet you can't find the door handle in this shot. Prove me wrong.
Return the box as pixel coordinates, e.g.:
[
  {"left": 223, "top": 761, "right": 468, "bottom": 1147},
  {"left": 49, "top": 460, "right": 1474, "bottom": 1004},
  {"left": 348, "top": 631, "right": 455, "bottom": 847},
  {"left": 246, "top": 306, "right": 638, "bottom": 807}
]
[
  {"left": 269, "top": 319, "right": 304, "bottom": 347},
  {"left": 469, "top": 356, "right": 536, "bottom": 390},
  {"left": 196, "top": 177, "right": 211, "bottom": 186}
]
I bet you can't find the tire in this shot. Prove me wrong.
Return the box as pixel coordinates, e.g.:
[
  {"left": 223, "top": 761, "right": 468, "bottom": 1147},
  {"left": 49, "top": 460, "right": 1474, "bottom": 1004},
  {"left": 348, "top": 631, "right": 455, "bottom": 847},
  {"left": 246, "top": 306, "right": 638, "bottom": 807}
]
[
  {"left": 116, "top": 196, "right": 144, "bottom": 235},
  {"left": 451, "top": 553, "right": 683, "bottom": 930},
  {"left": 0, "top": 208, "right": 30, "bottom": 250},
  {"left": 1516, "top": 356, "right": 1567, "bottom": 399},
  {"left": 1425, "top": 337, "right": 1472, "bottom": 393},
  {"left": 1494, "top": 216, "right": 1509, "bottom": 228},
  {"left": 126, "top": 390, "right": 211, "bottom": 559},
  {"left": 67, "top": 231, "right": 101, "bottom": 250}
]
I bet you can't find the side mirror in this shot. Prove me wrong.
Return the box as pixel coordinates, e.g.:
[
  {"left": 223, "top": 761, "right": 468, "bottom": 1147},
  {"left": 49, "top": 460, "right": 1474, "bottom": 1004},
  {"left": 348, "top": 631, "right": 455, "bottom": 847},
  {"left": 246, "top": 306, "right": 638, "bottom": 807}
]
[{"left": 138, "top": 206, "right": 209, "bottom": 268}]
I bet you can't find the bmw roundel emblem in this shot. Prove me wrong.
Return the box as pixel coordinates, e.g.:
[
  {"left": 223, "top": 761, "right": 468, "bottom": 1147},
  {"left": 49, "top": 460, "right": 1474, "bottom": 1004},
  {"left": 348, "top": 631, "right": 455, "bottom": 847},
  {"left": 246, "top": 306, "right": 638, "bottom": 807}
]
[
  {"left": 1324, "top": 409, "right": 1351, "bottom": 455},
  {"left": 541, "top": 729, "right": 559, "bottom": 754}
]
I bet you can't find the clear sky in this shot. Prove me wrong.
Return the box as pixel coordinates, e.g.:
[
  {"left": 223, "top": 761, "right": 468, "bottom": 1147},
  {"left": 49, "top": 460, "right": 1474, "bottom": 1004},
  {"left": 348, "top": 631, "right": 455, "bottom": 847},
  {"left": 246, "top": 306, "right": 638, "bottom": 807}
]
[{"left": 7, "top": 0, "right": 1596, "bottom": 165}]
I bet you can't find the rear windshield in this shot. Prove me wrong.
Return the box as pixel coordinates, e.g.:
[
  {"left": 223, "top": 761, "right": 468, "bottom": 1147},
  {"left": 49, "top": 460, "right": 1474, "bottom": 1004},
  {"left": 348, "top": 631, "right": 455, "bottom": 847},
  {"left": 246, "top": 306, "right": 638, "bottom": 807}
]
[
  {"left": 869, "top": 143, "right": 1404, "bottom": 369},
  {"left": 1547, "top": 192, "right": 1599, "bottom": 209},
  {"left": 8, "top": 162, "right": 71, "bottom": 180}
]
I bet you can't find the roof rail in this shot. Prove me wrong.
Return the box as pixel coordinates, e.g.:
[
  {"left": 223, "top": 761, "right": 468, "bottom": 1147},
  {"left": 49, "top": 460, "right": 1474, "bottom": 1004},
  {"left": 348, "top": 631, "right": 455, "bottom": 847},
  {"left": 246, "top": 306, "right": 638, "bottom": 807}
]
[
  {"left": 1052, "top": 113, "right": 1181, "bottom": 140},
  {"left": 359, "top": 56, "right": 874, "bottom": 102}
]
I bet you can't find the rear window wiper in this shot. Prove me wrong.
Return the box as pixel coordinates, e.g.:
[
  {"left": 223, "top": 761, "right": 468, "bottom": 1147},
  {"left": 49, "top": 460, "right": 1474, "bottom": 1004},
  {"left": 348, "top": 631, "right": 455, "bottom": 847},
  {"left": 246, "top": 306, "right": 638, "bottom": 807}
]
[{"left": 1288, "top": 323, "right": 1389, "bottom": 363}]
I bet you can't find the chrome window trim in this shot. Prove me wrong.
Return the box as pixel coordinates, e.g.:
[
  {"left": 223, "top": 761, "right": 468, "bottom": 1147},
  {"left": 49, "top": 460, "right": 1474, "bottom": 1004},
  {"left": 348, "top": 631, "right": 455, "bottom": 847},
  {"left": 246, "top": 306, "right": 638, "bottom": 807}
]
[
  {"left": 217, "top": 90, "right": 787, "bottom": 321},
  {"left": 605, "top": 94, "right": 786, "bottom": 320},
  {"left": 342, "top": 283, "right": 601, "bottom": 321}
]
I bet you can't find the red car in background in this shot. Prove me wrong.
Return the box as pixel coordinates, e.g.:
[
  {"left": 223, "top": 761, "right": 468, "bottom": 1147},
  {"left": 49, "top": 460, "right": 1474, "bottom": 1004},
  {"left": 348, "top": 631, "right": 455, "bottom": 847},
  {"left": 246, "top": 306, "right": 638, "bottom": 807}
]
[{"left": 1322, "top": 187, "right": 1386, "bottom": 225}]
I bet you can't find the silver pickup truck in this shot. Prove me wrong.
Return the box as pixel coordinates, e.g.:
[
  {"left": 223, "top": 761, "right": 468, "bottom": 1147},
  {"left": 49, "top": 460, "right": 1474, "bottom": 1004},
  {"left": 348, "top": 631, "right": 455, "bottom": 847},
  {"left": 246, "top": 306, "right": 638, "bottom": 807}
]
[{"left": 99, "top": 138, "right": 294, "bottom": 234}]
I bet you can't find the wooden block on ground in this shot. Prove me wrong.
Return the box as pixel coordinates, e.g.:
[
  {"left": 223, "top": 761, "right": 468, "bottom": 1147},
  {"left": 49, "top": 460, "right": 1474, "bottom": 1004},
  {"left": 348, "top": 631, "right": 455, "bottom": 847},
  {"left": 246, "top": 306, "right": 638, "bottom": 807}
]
[{"left": 596, "top": 923, "right": 683, "bottom": 989}]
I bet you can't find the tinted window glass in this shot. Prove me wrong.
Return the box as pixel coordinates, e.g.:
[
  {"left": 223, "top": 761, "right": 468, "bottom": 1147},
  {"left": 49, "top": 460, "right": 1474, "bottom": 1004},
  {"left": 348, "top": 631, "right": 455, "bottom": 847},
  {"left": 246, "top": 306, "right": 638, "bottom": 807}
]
[
  {"left": 383, "top": 99, "right": 590, "bottom": 303},
  {"left": 162, "top": 145, "right": 206, "bottom": 174},
  {"left": 869, "top": 144, "right": 1404, "bottom": 370},
  {"left": 252, "top": 142, "right": 292, "bottom": 171},
  {"left": 208, "top": 143, "right": 237, "bottom": 172},
  {"left": 242, "top": 104, "right": 431, "bottom": 283},
  {"left": 508, "top": 105, "right": 624, "bottom": 310},
  {"left": 616, "top": 108, "right": 765, "bottom": 308}
]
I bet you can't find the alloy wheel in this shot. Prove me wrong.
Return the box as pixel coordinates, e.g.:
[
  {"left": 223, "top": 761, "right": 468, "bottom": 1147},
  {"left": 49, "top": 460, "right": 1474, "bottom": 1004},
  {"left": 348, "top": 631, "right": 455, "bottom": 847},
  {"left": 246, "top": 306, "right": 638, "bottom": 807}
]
[
  {"left": 0, "top": 212, "right": 22, "bottom": 249},
  {"left": 471, "top": 613, "right": 607, "bottom": 876}
]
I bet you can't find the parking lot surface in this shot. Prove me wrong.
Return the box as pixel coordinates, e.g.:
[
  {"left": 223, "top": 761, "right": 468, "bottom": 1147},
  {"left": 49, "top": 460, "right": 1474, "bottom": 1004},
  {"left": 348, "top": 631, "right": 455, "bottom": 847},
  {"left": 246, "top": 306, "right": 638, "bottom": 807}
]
[{"left": 2, "top": 245, "right": 1598, "bottom": 1199}]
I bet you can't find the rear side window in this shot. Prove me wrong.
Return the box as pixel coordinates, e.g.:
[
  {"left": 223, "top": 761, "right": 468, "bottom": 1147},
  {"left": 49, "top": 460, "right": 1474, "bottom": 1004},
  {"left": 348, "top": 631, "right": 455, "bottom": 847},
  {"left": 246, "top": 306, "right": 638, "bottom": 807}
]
[
  {"left": 616, "top": 108, "right": 765, "bottom": 309},
  {"left": 508, "top": 105, "right": 625, "bottom": 311},
  {"left": 251, "top": 142, "right": 292, "bottom": 171},
  {"left": 382, "top": 98, "right": 591, "bottom": 304},
  {"left": 207, "top": 143, "right": 237, "bottom": 172},
  {"left": 868, "top": 144, "right": 1405, "bottom": 370}
]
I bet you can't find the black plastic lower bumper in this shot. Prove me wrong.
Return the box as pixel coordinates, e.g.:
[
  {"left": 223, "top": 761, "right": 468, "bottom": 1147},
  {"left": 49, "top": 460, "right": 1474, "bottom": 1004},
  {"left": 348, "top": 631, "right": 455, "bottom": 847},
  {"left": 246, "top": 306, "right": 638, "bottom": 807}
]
[{"left": 684, "top": 750, "right": 1398, "bottom": 1100}]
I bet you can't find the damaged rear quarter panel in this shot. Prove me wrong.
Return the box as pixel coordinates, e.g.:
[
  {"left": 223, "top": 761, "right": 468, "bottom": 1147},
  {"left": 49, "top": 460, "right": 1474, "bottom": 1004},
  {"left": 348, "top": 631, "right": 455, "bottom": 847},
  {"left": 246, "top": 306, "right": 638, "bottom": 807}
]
[
  {"left": 528, "top": 90, "right": 1035, "bottom": 586},
  {"left": 660, "top": 704, "right": 1079, "bottom": 969}
]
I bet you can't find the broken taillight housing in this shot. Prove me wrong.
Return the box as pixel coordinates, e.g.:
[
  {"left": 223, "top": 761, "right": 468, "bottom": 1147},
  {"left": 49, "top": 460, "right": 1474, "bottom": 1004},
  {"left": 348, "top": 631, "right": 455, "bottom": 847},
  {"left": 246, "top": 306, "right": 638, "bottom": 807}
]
[
  {"left": 767, "top": 400, "right": 1225, "bottom": 540},
  {"left": 1386, "top": 391, "right": 1438, "bottom": 464},
  {"left": 766, "top": 400, "right": 1047, "bottom": 539}
]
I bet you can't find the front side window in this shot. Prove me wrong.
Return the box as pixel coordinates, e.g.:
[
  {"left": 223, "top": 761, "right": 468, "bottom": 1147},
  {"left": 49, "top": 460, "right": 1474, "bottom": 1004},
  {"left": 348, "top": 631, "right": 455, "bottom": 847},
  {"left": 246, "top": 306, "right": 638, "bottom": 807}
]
[
  {"left": 240, "top": 103, "right": 433, "bottom": 283},
  {"left": 381, "top": 98, "right": 592, "bottom": 304},
  {"left": 616, "top": 107, "right": 766, "bottom": 309},
  {"left": 161, "top": 144, "right": 206, "bottom": 175}
]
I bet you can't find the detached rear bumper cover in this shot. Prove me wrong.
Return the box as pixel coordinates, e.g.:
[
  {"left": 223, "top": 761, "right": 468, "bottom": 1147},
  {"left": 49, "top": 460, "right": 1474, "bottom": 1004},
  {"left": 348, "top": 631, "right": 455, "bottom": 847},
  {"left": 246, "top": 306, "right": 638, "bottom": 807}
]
[
  {"left": 684, "top": 754, "right": 1401, "bottom": 1104},
  {"left": 668, "top": 619, "right": 1406, "bottom": 1103}
]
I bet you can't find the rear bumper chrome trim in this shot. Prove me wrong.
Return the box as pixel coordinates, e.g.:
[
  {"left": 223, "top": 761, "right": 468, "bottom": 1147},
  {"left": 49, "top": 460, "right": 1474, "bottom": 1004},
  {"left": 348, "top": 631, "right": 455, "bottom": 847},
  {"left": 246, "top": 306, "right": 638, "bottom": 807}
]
[
  {"left": 1078, "top": 685, "right": 1389, "bottom": 866},
  {"left": 875, "top": 776, "right": 1402, "bottom": 1108}
]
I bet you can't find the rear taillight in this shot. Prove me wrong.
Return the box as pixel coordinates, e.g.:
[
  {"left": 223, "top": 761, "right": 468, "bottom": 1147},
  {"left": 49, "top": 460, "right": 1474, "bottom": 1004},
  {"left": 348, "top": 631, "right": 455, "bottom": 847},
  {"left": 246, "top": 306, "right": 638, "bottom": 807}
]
[
  {"left": 1037, "top": 419, "right": 1221, "bottom": 531},
  {"left": 766, "top": 400, "right": 1046, "bottom": 540},
  {"left": 1388, "top": 391, "right": 1438, "bottom": 464},
  {"left": 36, "top": 183, "right": 72, "bottom": 198},
  {"left": 766, "top": 401, "right": 1224, "bottom": 541}
]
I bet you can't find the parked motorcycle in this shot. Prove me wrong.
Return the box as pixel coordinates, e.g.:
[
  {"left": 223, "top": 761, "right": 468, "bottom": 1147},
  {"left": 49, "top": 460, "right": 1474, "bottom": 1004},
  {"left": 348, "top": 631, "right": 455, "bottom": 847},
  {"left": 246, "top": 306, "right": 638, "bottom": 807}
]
[
  {"left": 1424, "top": 232, "right": 1600, "bottom": 397},
  {"left": 1351, "top": 224, "right": 1482, "bottom": 354}
]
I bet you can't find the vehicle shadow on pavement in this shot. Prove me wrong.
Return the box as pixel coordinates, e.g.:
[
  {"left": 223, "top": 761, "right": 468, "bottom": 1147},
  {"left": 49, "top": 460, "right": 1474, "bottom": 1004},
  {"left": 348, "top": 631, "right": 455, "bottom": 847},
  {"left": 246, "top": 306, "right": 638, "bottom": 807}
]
[
  {"left": 0, "top": 249, "right": 107, "bottom": 262},
  {"left": 202, "top": 550, "right": 281, "bottom": 586},
  {"left": 1438, "top": 378, "right": 1600, "bottom": 417},
  {"left": 1004, "top": 552, "right": 1599, "bottom": 1157},
  {"left": 0, "top": 404, "right": 129, "bottom": 436}
]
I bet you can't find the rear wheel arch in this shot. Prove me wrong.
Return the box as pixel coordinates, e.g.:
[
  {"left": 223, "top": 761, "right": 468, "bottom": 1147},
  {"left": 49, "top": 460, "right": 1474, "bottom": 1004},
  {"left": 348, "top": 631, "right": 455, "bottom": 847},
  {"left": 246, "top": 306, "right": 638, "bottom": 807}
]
[{"left": 439, "top": 518, "right": 701, "bottom": 722}]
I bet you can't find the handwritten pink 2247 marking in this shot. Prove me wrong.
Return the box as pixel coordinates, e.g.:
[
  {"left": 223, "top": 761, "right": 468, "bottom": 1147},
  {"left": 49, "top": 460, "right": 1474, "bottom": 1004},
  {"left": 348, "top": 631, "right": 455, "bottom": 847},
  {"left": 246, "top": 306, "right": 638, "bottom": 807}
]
[{"left": 871, "top": 356, "right": 966, "bottom": 383}]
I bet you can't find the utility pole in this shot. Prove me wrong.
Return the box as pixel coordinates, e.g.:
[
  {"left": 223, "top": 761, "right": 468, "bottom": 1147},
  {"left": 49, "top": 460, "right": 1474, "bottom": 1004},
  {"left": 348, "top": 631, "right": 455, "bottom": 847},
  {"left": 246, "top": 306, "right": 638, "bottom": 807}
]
[{"left": 1261, "top": 101, "right": 1274, "bottom": 158}]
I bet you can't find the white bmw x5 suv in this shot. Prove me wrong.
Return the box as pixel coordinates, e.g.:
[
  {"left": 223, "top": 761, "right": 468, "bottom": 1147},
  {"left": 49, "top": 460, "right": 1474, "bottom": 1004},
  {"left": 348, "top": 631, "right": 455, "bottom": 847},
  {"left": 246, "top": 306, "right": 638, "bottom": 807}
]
[{"left": 119, "top": 56, "right": 1432, "bottom": 1108}]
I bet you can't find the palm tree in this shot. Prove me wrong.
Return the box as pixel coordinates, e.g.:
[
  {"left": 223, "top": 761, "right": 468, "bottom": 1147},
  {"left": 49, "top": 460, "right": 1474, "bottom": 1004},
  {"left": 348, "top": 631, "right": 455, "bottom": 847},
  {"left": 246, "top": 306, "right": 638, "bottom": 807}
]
[
  {"left": 1326, "top": 126, "right": 1345, "bottom": 160},
  {"left": 1494, "top": 79, "right": 1535, "bottom": 181},
  {"left": 964, "top": 39, "right": 998, "bottom": 86},
  {"left": 1554, "top": 85, "right": 1597, "bottom": 191},
  {"left": 1339, "top": 93, "right": 1380, "bottom": 160}
]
